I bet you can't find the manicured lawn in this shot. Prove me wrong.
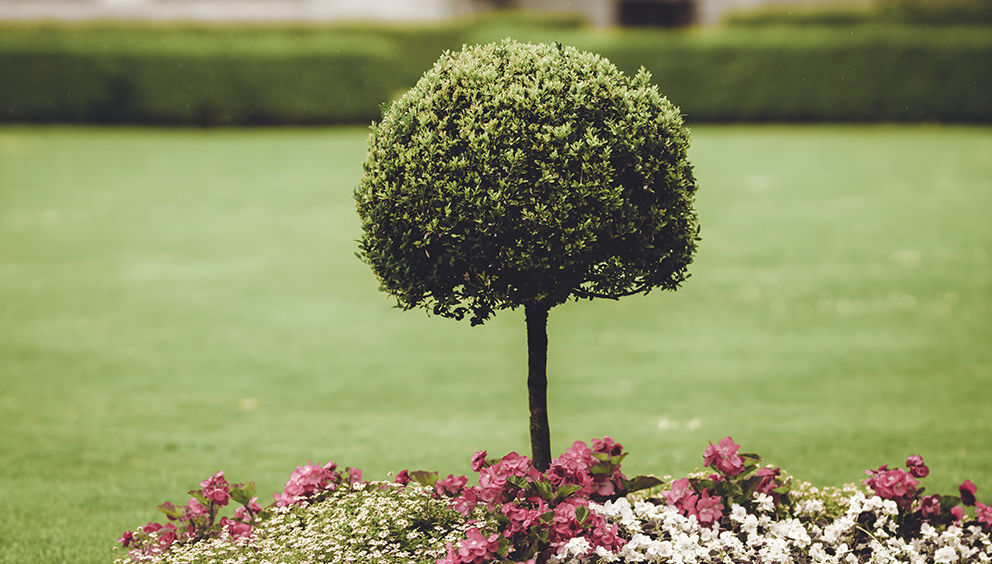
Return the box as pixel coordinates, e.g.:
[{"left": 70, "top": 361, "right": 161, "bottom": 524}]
[{"left": 0, "top": 125, "right": 989, "bottom": 563}]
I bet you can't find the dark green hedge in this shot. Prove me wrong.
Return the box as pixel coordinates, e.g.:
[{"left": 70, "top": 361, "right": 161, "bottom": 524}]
[
  {"left": 593, "top": 26, "right": 992, "bottom": 122},
  {"left": 1, "top": 19, "right": 990, "bottom": 125}
]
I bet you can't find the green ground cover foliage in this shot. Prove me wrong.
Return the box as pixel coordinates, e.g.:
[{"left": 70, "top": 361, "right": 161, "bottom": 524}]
[
  {"left": 1, "top": 15, "right": 990, "bottom": 124},
  {"left": 0, "top": 125, "right": 990, "bottom": 564}
]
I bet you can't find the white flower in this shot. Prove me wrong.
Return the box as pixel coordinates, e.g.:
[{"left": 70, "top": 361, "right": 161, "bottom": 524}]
[
  {"left": 560, "top": 536, "right": 592, "bottom": 559},
  {"left": 731, "top": 504, "right": 748, "bottom": 523},
  {"left": 756, "top": 493, "right": 775, "bottom": 513},
  {"left": 742, "top": 514, "right": 759, "bottom": 535},
  {"left": 934, "top": 546, "right": 958, "bottom": 563}
]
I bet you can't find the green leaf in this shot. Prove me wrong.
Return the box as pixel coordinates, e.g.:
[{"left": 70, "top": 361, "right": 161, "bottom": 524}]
[
  {"left": 555, "top": 484, "right": 583, "bottom": 500},
  {"left": 188, "top": 490, "right": 209, "bottom": 507},
  {"left": 575, "top": 504, "right": 590, "bottom": 525},
  {"left": 621, "top": 475, "right": 665, "bottom": 493},
  {"left": 157, "top": 502, "right": 184, "bottom": 520},
  {"left": 230, "top": 482, "right": 257, "bottom": 506},
  {"left": 506, "top": 475, "right": 530, "bottom": 490},
  {"left": 409, "top": 470, "right": 439, "bottom": 488}
]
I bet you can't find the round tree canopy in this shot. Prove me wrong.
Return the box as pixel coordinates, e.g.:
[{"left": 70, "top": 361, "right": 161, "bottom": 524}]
[{"left": 356, "top": 39, "right": 699, "bottom": 325}]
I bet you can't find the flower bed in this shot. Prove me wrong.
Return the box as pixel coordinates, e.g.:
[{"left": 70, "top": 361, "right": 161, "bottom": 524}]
[{"left": 116, "top": 438, "right": 992, "bottom": 564}]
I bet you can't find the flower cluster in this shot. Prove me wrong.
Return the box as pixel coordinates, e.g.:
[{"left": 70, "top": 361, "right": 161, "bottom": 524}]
[
  {"left": 272, "top": 459, "right": 363, "bottom": 507},
  {"left": 862, "top": 456, "right": 992, "bottom": 536},
  {"left": 117, "top": 471, "right": 260, "bottom": 562},
  {"left": 115, "top": 438, "right": 992, "bottom": 564},
  {"left": 580, "top": 439, "right": 992, "bottom": 564},
  {"left": 400, "top": 437, "right": 661, "bottom": 564},
  {"left": 117, "top": 460, "right": 363, "bottom": 562}
]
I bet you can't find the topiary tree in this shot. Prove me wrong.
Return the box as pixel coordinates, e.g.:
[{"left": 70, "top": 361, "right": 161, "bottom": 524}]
[{"left": 355, "top": 39, "right": 699, "bottom": 471}]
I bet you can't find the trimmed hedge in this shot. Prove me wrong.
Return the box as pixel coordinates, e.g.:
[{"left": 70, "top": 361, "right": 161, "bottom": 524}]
[
  {"left": 1, "top": 19, "right": 990, "bottom": 124},
  {"left": 592, "top": 25, "right": 992, "bottom": 123}
]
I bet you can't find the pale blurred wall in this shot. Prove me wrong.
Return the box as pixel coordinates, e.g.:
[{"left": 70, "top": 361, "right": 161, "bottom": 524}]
[{"left": 0, "top": 0, "right": 873, "bottom": 26}]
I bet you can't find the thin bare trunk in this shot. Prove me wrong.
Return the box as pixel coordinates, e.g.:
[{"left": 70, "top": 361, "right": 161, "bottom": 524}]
[{"left": 525, "top": 301, "right": 551, "bottom": 471}]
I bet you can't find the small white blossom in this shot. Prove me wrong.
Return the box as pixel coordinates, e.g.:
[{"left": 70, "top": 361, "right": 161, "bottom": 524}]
[{"left": 934, "top": 546, "right": 958, "bottom": 563}]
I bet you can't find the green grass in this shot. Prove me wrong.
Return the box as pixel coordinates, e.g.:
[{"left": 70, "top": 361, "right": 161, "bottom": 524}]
[{"left": 0, "top": 125, "right": 990, "bottom": 563}]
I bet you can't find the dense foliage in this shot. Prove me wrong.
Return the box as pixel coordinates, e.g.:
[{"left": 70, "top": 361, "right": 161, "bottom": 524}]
[{"left": 355, "top": 39, "right": 699, "bottom": 325}]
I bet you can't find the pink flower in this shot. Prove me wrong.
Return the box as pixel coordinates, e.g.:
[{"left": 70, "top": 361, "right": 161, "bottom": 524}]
[
  {"left": 200, "top": 471, "right": 230, "bottom": 505},
  {"left": 395, "top": 470, "right": 412, "bottom": 486},
  {"left": 272, "top": 491, "right": 296, "bottom": 508},
  {"left": 548, "top": 441, "right": 596, "bottom": 493},
  {"left": 755, "top": 466, "right": 781, "bottom": 495},
  {"left": 118, "top": 531, "right": 135, "bottom": 547},
  {"left": 141, "top": 522, "right": 164, "bottom": 534},
  {"left": 184, "top": 498, "right": 208, "bottom": 520},
  {"left": 502, "top": 501, "right": 545, "bottom": 536},
  {"left": 704, "top": 437, "right": 745, "bottom": 477},
  {"left": 919, "top": 494, "right": 942, "bottom": 518},
  {"left": 694, "top": 489, "right": 725, "bottom": 526},
  {"left": 906, "top": 455, "right": 929, "bottom": 478},
  {"left": 975, "top": 502, "right": 992, "bottom": 528},
  {"left": 592, "top": 436, "right": 623, "bottom": 458},
  {"left": 664, "top": 477, "right": 694, "bottom": 507},
  {"left": 347, "top": 467, "right": 363, "bottom": 485},
  {"left": 220, "top": 516, "right": 253, "bottom": 539},
  {"left": 951, "top": 505, "right": 965, "bottom": 522},
  {"left": 471, "top": 451, "right": 489, "bottom": 472},
  {"left": 864, "top": 468, "right": 918, "bottom": 505},
  {"left": 456, "top": 528, "right": 500, "bottom": 564},
  {"left": 452, "top": 486, "right": 479, "bottom": 516},
  {"left": 436, "top": 474, "right": 468, "bottom": 497},
  {"left": 234, "top": 496, "right": 261, "bottom": 521},
  {"left": 960, "top": 479, "right": 978, "bottom": 506},
  {"left": 550, "top": 498, "right": 587, "bottom": 541},
  {"left": 498, "top": 452, "right": 539, "bottom": 481},
  {"left": 290, "top": 461, "right": 327, "bottom": 489}
]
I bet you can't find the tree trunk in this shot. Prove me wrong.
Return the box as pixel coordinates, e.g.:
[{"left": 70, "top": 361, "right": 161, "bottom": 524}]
[{"left": 525, "top": 301, "right": 552, "bottom": 471}]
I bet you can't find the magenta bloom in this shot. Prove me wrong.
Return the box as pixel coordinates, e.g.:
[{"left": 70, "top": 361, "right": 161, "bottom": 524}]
[
  {"left": 455, "top": 528, "right": 500, "bottom": 564},
  {"left": 394, "top": 469, "right": 411, "bottom": 486},
  {"left": 975, "top": 502, "right": 992, "bottom": 528},
  {"left": 436, "top": 474, "right": 469, "bottom": 497},
  {"left": 905, "top": 455, "right": 929, "bottom": 478},
  {"left": 347, "top": 467, "right": 363, "bottom": 485},
  {"left": 592, "top": 436, "right": 623, "bottom": 458},
  {"left": 864, "top": 468, "right": 918, "bottom": 503},
  {"left": 471, "top": 451, "right": 489, "bottom": 472},
  {"left": 960, "top": 479, "right": 978, "bottom": 506},
  {"left": 118, "top": 531, "right": 135, "bottom": 547},
  {"left": 451, "top": 486, "right": 479, "bottom": 517},
  {"left": 951, "top": 505, "right": 965, "bottom": 522},
  {"left": 502, "top": 501, "right": 546, "bottom": 536},
  {"left": 664, "top": 477, "right": 694, "bottom": 508},
  {"left": 755, "top": 466, "right": 781, "bottom": 495},
  {"left": 184, "top": 498, "right": 208, "bottom": 520},
  {"left": 919, "top": 494, "right": 942, "bottom": 518},
  {"left": 200, "top": 471, "right": 230, "bottom": 505},
  {"left": 704, "top": 437, "right": 746, "bottom": 477},
  {"left": 220, "top": 516, "right": 253, "bottom": 540},
  {"left": 693, "top": 489, "right": 725, "bottom": 526}
]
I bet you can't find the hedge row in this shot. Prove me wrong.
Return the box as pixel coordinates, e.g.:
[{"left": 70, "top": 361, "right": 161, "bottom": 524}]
[{"left": 1, "top": 19, "right": 990, "bottom": 125}]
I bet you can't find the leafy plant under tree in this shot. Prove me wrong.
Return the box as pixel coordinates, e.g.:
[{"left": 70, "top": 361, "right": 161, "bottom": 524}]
[{"left": 355, "top": 39, "right": 700, "bottom": 470}]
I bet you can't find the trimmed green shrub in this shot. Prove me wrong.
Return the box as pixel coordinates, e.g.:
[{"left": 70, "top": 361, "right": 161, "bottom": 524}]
[{"left": 355, "top": 39, "right": 699, "bottom": 469}]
